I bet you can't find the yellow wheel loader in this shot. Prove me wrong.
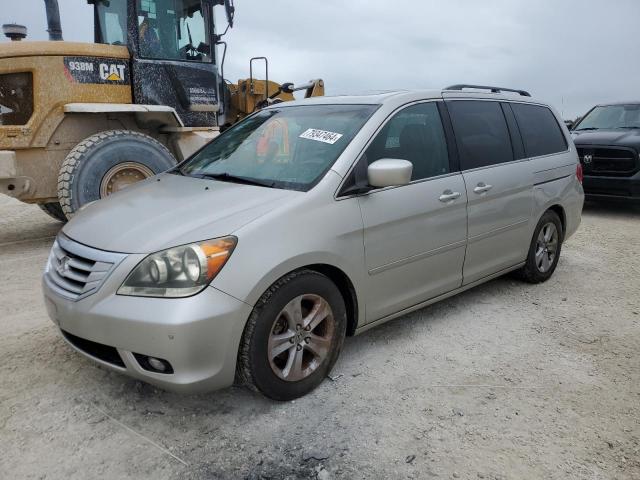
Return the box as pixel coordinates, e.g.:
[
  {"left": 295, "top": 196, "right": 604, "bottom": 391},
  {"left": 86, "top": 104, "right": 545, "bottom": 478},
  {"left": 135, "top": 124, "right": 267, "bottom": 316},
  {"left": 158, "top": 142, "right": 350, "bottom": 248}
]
[{"left": 0, "top": 0, "right": 324, "bottom": 221}]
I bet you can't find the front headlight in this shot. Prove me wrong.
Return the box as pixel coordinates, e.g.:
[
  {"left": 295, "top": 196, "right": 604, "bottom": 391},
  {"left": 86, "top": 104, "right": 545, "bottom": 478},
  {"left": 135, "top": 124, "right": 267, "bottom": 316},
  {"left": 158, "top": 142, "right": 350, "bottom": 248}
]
[{"left": 117, "top": 237, "right": 237, "bottom": 298}]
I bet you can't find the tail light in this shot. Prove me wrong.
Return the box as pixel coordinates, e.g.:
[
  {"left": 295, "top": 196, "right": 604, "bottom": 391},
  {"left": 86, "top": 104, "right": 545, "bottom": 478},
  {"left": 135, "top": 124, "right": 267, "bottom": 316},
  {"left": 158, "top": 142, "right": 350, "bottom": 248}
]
[{"left": 576, "top": 163, "right": 584, "bottom": 184}]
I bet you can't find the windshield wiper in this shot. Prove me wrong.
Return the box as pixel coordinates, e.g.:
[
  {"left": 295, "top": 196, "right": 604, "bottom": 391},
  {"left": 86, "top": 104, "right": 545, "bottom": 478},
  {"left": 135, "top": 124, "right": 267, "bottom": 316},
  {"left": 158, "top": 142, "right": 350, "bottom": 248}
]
[
  {"left": 575, "top": 127, "right": 599, "bottom": 131},
  {"left": 196, "top": 172, "right": 277, "bottom": 188},
  {"left": 616, "top": 126, "right": 640, "bottom": 129}
]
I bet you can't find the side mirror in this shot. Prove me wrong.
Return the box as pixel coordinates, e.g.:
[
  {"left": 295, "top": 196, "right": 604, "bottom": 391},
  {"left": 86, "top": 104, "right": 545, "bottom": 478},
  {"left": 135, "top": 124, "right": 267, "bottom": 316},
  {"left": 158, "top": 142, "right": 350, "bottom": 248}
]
[{"left": 367, "top": 159, "right": 413, "bottom": 188}]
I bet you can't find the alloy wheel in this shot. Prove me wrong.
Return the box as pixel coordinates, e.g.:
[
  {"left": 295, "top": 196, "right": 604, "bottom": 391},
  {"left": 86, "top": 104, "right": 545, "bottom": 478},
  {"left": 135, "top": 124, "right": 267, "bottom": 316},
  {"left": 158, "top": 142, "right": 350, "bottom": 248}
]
[
  {"left": 267, "top": 294, "right": 335, "bottom": 382},
  {"left": 535, "top": 222, "right": 558, "bottom": 273}
]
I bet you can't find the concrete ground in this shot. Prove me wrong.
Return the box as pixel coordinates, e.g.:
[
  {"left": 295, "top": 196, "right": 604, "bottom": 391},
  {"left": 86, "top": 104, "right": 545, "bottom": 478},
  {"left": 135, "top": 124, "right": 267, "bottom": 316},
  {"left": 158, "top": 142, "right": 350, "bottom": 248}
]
[{"left": 1, "top": 195, "right": 639, "bottom": 480}]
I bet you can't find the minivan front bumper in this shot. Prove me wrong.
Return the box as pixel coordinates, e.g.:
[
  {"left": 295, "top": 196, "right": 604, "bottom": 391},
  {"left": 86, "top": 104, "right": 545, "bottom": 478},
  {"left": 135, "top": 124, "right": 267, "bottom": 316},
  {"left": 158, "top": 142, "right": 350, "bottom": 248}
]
[{"left": 42, "top": 263, "right": 252, "bottom": 393}]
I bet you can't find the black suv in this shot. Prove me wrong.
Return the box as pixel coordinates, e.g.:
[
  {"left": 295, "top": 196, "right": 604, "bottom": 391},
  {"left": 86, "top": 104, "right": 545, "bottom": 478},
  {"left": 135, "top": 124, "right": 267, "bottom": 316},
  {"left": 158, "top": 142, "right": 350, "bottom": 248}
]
[{"left": 571, "top": 102, "right": 640, "bottom": 202}]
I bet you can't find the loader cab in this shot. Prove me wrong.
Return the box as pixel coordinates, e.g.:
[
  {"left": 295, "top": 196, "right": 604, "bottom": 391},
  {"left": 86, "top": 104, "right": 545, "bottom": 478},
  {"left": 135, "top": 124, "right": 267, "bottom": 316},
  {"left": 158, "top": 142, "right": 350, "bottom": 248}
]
[{"left": 91, "top": 0, "right": 225, "bottom": 127}]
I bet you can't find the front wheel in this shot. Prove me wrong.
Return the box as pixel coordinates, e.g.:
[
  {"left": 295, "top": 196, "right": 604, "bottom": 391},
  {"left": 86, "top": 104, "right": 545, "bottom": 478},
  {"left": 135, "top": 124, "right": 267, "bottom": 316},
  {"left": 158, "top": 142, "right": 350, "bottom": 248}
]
[
  {"left": 515, "top": 210, "right": 563, "bottom": 283},
  {"left": 237, "top": 270, "right": 347, "bottom": 400},
  {"left": 57, "top": 130, "right": 176, "bottom": 218}
]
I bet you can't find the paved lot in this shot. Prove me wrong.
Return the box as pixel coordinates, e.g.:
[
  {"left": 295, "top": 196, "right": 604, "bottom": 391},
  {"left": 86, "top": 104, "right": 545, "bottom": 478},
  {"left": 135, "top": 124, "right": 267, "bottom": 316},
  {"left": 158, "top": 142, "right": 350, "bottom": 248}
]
[{"left": 1, "top": 195, "right": 639, "bottom": 480}]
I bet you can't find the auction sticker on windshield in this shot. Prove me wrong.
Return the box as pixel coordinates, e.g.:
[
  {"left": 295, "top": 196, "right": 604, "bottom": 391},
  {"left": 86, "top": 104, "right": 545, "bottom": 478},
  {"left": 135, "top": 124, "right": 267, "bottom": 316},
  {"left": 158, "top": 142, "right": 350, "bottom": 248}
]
[{"left": 299, "top": 128, "right": 343, "bottom": 145}]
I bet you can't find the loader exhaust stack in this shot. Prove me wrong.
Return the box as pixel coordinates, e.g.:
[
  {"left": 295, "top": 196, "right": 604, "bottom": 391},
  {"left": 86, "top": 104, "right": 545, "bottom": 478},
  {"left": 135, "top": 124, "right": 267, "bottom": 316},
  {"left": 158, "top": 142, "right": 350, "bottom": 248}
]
[{"left": 44, "top": 0, "right": 63, "bottom": 41}]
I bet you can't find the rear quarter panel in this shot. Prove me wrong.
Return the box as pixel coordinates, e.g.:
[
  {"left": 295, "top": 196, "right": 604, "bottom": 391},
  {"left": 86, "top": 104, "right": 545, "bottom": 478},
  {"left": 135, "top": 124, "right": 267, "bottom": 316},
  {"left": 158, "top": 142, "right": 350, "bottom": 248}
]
[{"left": 529, "top": 115, "right": 584, "bottom": 241}]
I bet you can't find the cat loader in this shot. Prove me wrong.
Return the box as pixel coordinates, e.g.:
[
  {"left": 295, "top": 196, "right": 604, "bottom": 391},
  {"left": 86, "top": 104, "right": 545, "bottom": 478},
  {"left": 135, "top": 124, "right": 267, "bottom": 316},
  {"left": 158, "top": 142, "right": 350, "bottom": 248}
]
[{"left": 0, "top": 0, "right": 324, "bottom": 220}]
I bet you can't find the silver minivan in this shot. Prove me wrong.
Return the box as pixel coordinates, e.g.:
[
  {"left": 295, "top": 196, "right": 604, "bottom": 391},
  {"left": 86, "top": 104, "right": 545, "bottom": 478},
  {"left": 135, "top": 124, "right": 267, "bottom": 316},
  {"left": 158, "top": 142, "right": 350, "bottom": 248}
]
[{"left": 42, "top": 86, "right": 584, "bottom": 400}]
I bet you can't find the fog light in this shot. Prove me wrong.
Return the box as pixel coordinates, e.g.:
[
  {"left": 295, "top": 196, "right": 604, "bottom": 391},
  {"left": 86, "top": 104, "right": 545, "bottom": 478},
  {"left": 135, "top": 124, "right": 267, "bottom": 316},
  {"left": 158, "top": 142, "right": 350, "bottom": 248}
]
[
  {"left": 148, "top": 357, "right": 167, "bottom": 372},
  {"left": 133, "top": 353, "right": 174, "bottom": 374}
]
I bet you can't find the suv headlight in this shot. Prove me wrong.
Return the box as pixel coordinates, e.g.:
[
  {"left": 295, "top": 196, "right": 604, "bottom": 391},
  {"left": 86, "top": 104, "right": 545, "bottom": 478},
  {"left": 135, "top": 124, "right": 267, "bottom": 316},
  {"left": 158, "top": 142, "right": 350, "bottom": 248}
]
[{"left": 118, "top": 237, "right": 237, "bottom": 298}]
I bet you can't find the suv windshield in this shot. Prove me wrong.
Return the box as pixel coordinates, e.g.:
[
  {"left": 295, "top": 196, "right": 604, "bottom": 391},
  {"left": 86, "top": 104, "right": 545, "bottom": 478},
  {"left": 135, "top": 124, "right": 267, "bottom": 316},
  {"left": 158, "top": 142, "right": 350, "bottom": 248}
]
[
  {"left": 575, "top": 104, "right": 640, "bottom": 130},
  {"left": 180, "top": 104, "right": 378, "bottom": 191}
]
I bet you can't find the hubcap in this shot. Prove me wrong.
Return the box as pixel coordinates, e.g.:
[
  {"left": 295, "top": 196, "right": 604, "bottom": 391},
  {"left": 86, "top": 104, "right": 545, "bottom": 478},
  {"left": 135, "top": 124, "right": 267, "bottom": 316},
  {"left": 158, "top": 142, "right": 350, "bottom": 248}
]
[
  {"left": 99, "top": 162, "right": 155, "bottom": 198},
  {"left": 535, "top": 222, "right": 558, "bottom": 273},
  {"left": 267, "top": 294, "right": 335, "bottom": 382}
]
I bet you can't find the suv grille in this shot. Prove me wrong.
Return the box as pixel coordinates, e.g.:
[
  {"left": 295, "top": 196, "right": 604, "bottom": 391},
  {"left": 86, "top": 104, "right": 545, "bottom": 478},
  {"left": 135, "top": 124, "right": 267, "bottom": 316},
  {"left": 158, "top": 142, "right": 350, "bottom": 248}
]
[
  {"left": 577, "top": 146, "right": 639, "bottom": 177},
  {"left": 45, "top": 234, "right": 126, "bottom": 301}
]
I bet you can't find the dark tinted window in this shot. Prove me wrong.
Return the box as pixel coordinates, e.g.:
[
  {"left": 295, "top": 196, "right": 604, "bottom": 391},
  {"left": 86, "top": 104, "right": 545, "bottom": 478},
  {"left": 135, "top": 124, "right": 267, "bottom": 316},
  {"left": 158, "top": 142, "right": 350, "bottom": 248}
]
[
  {"left": 447, "top": 100, "right": 513, "bottom": 170},
  {"left": 364, "top": 102, "right": 449, "bottom": 181},
  {"left": 511, "top": 103, "right": 567, "bottom": 157}
]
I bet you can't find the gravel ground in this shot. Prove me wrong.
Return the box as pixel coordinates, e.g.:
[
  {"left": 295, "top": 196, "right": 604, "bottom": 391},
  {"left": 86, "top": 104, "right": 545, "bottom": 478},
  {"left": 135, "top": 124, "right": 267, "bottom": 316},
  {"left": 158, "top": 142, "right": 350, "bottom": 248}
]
[{"left": 1, "top": 195, "right": 639, "bottom": 480}]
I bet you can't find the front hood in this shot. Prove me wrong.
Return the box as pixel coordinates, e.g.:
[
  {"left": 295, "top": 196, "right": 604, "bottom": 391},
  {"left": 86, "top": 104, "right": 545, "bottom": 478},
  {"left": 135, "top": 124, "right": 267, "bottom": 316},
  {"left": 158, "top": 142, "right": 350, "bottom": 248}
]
[
  {"left": 62, "top": 173, "right": 299, "bottom": 253},
  {"left": 572, "top": 129, "right": 640, "bottom": 149},
  {"left": 0, "top": 41, "right": 129, "bottom": 60}
]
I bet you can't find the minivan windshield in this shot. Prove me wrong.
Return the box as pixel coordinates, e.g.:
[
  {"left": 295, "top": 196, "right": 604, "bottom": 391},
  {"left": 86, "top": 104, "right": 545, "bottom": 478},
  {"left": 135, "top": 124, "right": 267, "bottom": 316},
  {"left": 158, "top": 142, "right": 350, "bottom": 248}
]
[
  {"left": 180, "top": 104, "right": 378, "bottom": 191},
  {"left": 574, "top": 104, "right": 640, "bottom": 131}
]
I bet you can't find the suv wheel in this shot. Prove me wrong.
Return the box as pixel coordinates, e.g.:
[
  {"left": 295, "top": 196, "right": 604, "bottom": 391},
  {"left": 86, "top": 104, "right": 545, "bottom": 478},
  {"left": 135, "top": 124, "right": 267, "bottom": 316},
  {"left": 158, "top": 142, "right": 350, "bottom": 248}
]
[
  {"left": 516, "top": 210, "right": 563, "bottom": 283},
  {"left": 237, "top": 270, "right": 347, "bottom": 400}
]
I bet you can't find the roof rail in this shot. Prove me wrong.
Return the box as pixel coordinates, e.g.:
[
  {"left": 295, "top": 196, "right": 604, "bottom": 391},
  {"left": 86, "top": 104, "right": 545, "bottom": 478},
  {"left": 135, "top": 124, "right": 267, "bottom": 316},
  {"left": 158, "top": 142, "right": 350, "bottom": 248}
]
[{"left": 445, "top": 84, "right": 531, "bottom": 97}]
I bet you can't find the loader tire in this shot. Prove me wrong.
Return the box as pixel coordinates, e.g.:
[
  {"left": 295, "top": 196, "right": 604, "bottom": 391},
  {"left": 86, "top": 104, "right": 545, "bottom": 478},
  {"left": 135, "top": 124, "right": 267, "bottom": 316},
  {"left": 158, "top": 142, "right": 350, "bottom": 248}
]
[
  {"left": 38, "top": 202, "right": 67, "bottom": 222},
  {"left": 57, "top": 130, "right": 176, "bottom": 218}
]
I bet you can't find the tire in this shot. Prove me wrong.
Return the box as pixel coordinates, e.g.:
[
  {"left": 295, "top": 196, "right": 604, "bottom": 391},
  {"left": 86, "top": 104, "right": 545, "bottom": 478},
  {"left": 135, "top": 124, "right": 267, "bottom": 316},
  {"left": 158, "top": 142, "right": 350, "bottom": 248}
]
[
  {"left": 515, "top": 210, "right": 564, "bottom": 284},
  {"left": 57, "top": 130, "right": 176, "bottom": 218},
  {"left": 38, "top": 202, "right": 67, "bottom": 222},
  {"left": 237, "top": 269, "right": 347, "bottom": 401}
]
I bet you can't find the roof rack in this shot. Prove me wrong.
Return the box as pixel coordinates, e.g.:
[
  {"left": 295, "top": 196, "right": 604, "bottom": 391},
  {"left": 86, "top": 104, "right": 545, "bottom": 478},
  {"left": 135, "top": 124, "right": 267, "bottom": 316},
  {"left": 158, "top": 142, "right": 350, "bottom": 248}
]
[{"left": 445, "top": 84, "right": 531, "bottom": 97}]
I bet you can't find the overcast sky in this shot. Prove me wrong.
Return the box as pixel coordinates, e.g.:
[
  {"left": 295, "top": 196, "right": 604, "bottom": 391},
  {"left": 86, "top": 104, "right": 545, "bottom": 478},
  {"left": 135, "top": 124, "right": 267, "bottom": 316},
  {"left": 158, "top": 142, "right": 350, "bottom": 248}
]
[{"left": 2, "top": 0, "right": 639, "bottom": 118}]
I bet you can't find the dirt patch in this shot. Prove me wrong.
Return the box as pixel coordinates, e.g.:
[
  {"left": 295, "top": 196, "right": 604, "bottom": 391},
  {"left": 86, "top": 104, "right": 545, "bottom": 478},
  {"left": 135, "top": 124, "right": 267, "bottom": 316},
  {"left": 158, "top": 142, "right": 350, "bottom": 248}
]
[{"left": 1, "top": 196, "right": 639, "bottom": 479}]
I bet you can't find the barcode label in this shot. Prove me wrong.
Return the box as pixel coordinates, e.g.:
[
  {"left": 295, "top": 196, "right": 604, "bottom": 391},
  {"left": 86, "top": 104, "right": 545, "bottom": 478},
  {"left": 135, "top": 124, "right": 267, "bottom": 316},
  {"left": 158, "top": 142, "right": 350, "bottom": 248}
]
[{"left": 299, "top": 128, "right": 343, "bottom": 145}]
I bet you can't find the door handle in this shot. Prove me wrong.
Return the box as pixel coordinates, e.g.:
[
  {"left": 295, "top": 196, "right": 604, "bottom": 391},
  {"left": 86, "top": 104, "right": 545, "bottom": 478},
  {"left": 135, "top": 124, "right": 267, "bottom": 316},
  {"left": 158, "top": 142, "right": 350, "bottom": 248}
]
[
  {"left": 439, "top": 190, "right": 461, "bottom": 202},
  {"left": 473, "top": 183, "right": 493, "bottom": 194}
]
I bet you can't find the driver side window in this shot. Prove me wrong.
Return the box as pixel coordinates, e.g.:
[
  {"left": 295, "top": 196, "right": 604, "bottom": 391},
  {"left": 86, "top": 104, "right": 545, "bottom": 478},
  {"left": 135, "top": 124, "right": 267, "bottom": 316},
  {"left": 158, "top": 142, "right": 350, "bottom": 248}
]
[{"left": 364, "top": 102, "right": 450, "bottom": 181}]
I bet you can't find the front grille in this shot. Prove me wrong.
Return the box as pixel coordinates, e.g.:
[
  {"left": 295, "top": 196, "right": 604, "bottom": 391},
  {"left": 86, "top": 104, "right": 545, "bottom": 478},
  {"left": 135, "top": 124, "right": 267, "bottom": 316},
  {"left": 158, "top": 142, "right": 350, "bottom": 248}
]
[
  {"left": 62, "top": 330, "right": 125, "bottom": 368},
  {"left": 45, "top": 234, "right": 126, "bottom": 301},
  {"left": 577, "top": 146, "right": 639, "bottom": 177}
]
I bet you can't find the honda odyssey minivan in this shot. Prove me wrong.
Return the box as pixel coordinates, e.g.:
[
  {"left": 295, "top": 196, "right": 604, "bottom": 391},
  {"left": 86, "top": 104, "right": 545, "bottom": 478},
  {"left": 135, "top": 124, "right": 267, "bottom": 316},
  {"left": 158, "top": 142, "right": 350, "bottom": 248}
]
[{"left": 42, "top": 85, "right": 584, "bottom": 400}]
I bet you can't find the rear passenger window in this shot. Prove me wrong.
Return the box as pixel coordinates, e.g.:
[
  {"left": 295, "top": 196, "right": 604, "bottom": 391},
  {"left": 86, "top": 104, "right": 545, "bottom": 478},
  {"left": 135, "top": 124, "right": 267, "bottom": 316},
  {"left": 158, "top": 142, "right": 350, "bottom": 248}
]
[
  {"left": 446, "top": 100, "right": 514, "bottom": 170},
  {"left": 364, "top": 102, "right": 450, "bottom": 181},
  {"left": 511, "top": 103, "right": 568, "bottom": 157}
]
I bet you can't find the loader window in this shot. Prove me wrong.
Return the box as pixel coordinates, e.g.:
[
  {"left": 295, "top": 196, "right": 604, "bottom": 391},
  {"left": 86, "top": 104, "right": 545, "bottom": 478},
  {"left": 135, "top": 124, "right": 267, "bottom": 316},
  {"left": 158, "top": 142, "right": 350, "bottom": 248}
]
[
  {"left": 95, "top": 1, "right": 127, "bottom": 45},
  {"left": 181, "top": 105, "right": 378, "bottom": 191},
  {"left": 138, "top": 0, "right": 213, "bottom": 62},
  {"left": 0, "top": 73, "right": 34, "bottom": 126}
]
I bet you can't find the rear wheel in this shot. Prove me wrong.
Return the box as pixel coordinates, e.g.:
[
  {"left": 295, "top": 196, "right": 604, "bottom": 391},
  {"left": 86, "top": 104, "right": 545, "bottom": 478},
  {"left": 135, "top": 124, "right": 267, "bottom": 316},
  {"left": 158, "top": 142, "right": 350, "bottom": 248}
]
[
  {"left": 38, "top": 202, "right": 66, "bottom": 222},
  {"left": 516, "top": 210, "right": 563, "bottom": 283},
  {"left": 237, "top": 270, "right": 347, "bottom": 400},
  {"left": 57, "top": 130, "right": 175, "bottom": 218}
]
